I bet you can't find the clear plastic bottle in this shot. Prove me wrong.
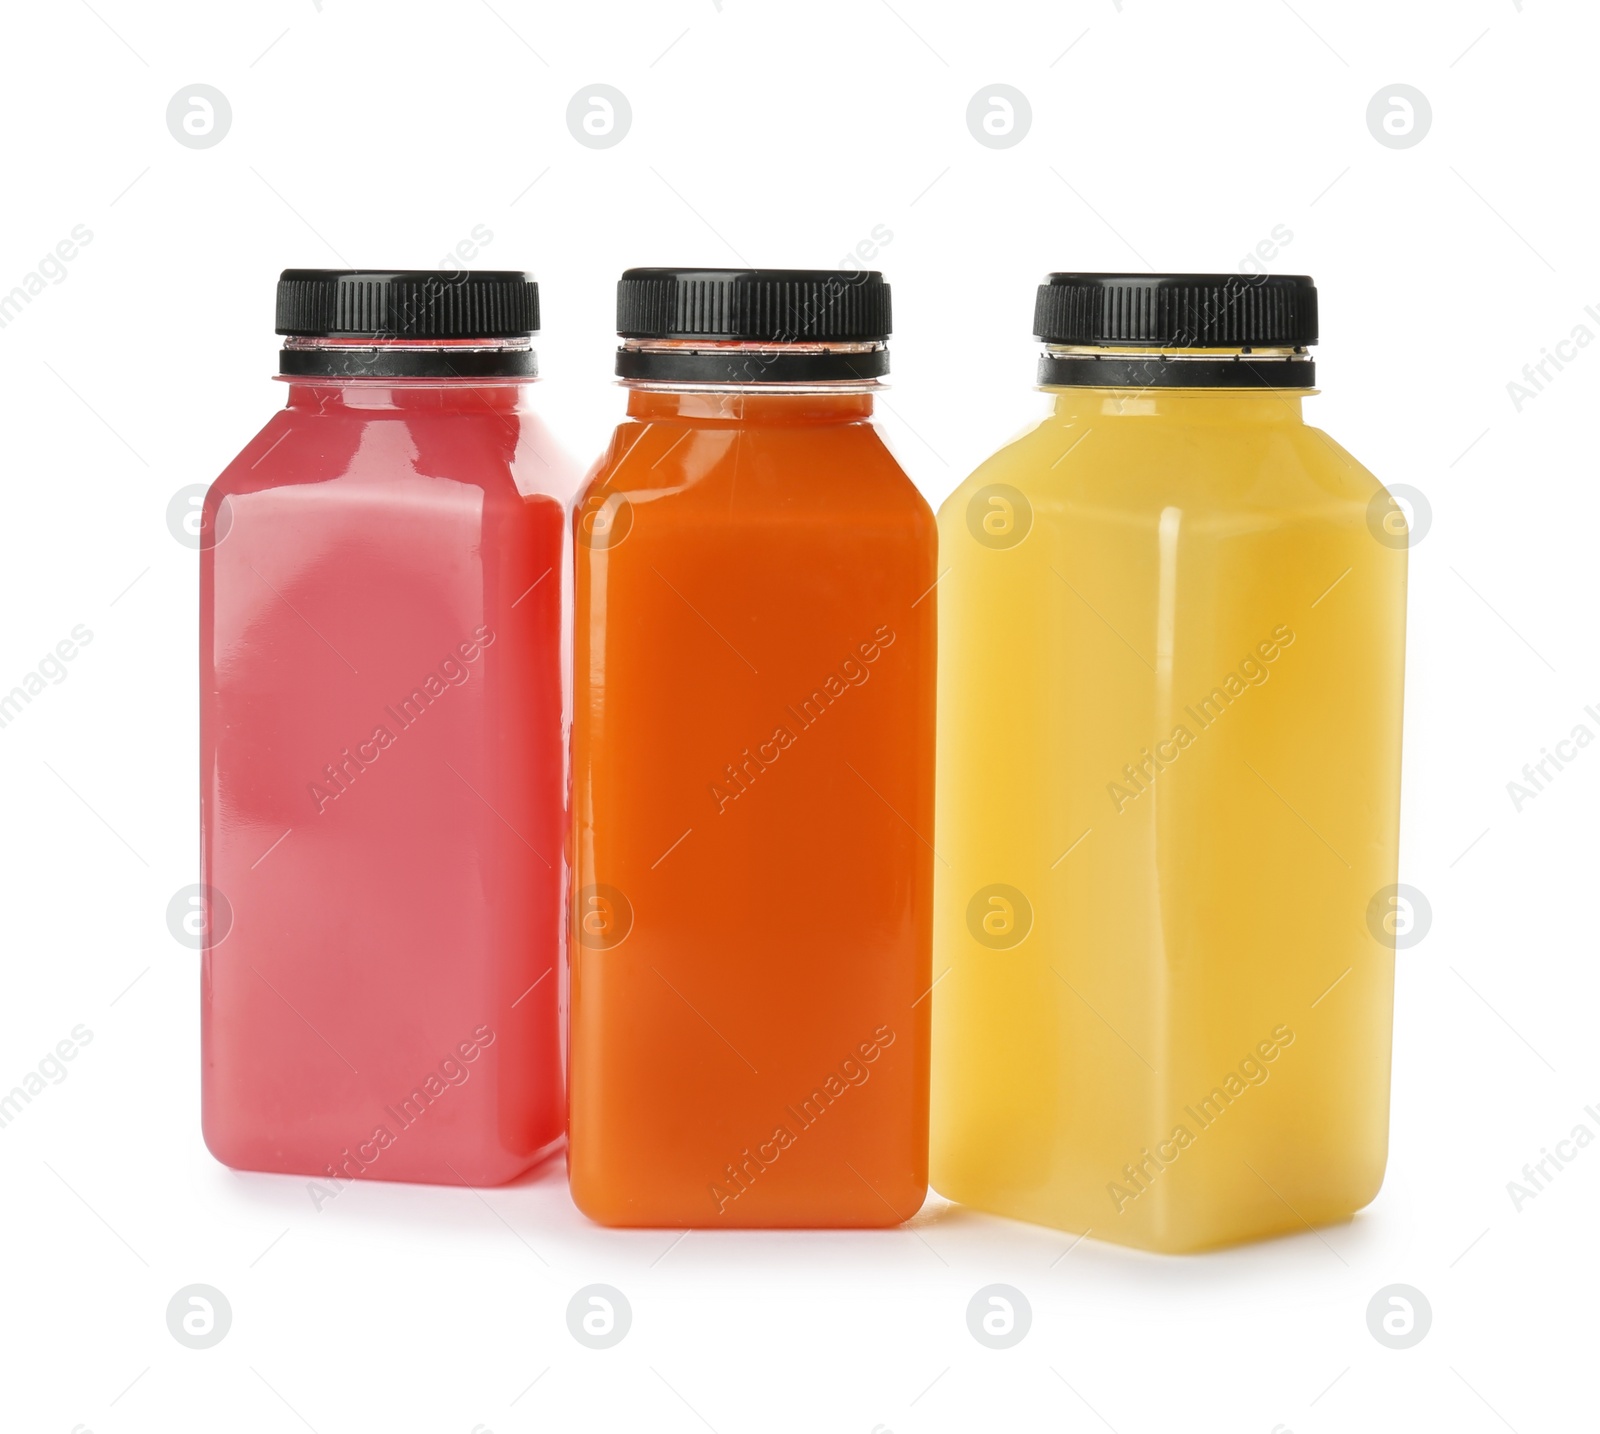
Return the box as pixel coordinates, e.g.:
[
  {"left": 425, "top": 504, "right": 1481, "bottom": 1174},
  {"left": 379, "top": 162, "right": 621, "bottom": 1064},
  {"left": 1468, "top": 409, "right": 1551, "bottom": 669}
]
[
  {"left": 932, "top": 274, "right": 1407, "bottom": 1252},
  {"left": 568, "top": 268, "right": 936, "bottom": 1226},
  {"left": 200, "top": 270, "right": 572, "bottom": 1186}
]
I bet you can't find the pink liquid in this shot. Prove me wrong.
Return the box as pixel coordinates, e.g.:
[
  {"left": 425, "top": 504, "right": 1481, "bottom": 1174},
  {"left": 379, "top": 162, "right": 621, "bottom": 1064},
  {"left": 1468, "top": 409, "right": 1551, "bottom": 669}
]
[{"left": 200, "top": 376, "right": 570, "bottom": 1186}]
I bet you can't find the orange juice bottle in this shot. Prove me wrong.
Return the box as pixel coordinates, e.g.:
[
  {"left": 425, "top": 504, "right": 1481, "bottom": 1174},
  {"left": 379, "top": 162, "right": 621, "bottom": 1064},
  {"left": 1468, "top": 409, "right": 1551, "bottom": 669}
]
[
  {"left": 932, "top": 274, "right": 1407, "bottom": 1252},
  {"left": 569, "top": 269, "right": 936, "bottom": 1227}
]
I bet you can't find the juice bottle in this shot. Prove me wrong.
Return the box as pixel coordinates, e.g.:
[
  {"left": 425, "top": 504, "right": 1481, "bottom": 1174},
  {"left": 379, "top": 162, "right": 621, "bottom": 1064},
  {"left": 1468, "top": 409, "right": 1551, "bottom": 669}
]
[
  {"left": 931, "top": 274, "right": 1407, "bottom": 1252},
  {"left": 201, "top": 269, "right": 571, "bottom": 1187},
  {"left": 569, "top": 268, "right": 936, "bottom": 1227}
]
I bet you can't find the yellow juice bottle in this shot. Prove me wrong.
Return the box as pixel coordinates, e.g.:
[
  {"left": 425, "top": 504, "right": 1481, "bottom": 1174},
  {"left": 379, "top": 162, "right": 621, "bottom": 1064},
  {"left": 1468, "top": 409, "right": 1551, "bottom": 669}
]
[{"left": 931, "top": 274, "right": 1407, "bottom": 1253}]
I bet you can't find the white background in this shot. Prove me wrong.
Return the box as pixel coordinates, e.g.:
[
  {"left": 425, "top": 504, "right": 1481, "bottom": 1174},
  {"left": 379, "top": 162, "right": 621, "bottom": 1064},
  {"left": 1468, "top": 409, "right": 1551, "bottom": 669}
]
[{"left": 0, "top": 1, "right": 1591, "bottom": 1430}]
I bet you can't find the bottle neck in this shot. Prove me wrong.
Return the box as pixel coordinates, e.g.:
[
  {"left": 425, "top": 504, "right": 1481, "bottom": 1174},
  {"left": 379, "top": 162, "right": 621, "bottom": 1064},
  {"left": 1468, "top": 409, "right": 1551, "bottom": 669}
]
[
  {"left": 1042, "top": 385, "right": 1306, "bottom": 426},
  {"left": 624, "top": 387, "right": 874, "bottom": 425},
  {"left": 283, "top": 377, "right": 534, "bottom": 414}
]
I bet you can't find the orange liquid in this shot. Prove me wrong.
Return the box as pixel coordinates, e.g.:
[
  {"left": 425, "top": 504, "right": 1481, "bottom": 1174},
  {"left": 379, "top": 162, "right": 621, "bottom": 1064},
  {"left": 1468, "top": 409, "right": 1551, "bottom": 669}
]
[{"left": 569, "top": 387, "right": 936, "bottom": 1227}]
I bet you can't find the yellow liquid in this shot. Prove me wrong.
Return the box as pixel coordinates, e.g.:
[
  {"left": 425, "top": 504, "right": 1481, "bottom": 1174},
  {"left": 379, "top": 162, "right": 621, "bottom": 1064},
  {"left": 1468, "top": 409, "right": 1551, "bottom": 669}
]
[{"left": 931, "top": 385, "right": 1407, "bottom": 1253}]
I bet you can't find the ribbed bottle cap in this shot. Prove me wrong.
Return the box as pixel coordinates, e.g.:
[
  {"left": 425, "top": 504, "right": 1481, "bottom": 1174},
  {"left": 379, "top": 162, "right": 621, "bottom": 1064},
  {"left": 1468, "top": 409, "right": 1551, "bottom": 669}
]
[
  {"left": 1034, "top": 273, "right": 1317, "bottom": 389},
  {"left": 276, "top": 269, "right": 539, "bottom": 339},
  {"left": 617, "top": 268, "right": 890, "bottom": 341},
  {"left": 1034, "top": 273, "right": 1317, "bottom": 347},
  {"left": 615, "top": 268, "right": 890, "bottom": 384}
]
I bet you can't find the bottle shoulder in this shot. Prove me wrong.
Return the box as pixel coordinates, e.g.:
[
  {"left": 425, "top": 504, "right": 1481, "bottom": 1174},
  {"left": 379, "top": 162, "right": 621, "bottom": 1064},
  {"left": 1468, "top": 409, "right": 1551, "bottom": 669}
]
[
  {"left": 209, "top": 405, "right": 570, "bottom": 506},
  {"left": 580, "top": 415, "right": 930, "bottom": 518},
  {"left": 940, "top": 411, "right": 1389, "bottom": 532}
]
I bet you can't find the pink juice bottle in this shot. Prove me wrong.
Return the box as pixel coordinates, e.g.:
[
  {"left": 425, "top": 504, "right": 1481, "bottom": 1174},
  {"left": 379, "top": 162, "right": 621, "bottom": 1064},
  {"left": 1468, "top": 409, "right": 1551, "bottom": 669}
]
[{"left": 200, "top": 270, "right": 571, "bottom": 1187}]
